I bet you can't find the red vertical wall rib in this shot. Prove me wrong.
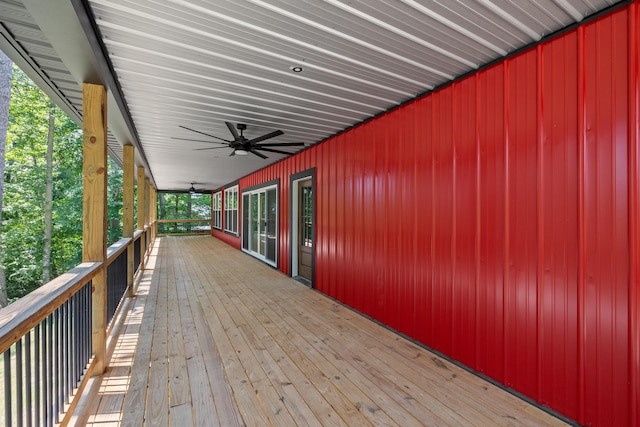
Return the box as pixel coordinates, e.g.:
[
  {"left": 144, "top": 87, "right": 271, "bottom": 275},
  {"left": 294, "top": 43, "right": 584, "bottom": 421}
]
[
  {"left": 212, "top": 5, "right": 639, "bottom": 425},
  {"left": 630, "top": 4, "right": 640, "bottom": 426}
]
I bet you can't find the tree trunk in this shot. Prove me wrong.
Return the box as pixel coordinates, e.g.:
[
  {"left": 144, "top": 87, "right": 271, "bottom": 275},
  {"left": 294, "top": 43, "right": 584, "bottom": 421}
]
[
  {"left": 158, "top": 192, "right": 166, "bottom": 234},
  {"left": 0, "top": 51, "right": 12, "bottom": 307},
  {"left": 174, "top": 194, "right": 178, "bottom": 233},
  {"left": 187, "top": 193, "right": 192, "bottom": 232},
  {"left": 43, "top": 104, "right": 54, "bottom": 283}
]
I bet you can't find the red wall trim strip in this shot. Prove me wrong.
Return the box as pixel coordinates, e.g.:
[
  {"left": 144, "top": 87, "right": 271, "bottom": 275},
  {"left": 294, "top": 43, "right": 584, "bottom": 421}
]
[{"left": 629, "top": 3, "right": 640, "bottom": 426}]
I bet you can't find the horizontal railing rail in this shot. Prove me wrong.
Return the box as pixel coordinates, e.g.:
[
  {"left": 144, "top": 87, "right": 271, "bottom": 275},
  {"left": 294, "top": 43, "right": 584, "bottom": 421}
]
[{"left": 156, "top": 218, "right": 211, "bottom": 236}]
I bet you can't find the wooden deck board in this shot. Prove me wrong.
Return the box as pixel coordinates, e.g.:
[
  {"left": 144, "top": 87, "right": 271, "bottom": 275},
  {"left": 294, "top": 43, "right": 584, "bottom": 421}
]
[{"left": 75, "top": 236, "right": 570, "bottom": 426}]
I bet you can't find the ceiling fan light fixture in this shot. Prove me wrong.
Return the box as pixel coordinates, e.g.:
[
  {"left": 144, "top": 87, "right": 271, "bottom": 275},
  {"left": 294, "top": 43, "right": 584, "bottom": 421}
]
[
  {"left": 235, "top": 149, "right": 248, "bottom": 155},
  {"left": 189, "top": 185, "right": 195, "bottom": 194}
]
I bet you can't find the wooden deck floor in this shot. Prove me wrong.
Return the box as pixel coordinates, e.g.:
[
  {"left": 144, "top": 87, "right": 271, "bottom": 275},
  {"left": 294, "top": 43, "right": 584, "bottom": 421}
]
[{"left": 73, "top": 236, "right": 568, "bottom": 426}]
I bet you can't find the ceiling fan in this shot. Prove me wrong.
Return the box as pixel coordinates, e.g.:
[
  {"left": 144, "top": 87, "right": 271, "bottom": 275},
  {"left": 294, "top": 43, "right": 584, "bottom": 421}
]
[
  {"left": 182, "top": 182, "right": 209, "bottom": 194},
  {"left": 176, "top": 122, "right": 304, "bottom": 159}
]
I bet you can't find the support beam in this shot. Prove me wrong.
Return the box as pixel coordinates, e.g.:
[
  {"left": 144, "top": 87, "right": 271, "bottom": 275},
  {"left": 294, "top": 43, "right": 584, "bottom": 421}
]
[
  {"left": 145, "top": 178, "right": 151, "bottom": 256},
  {"left": 123, "top": 145, "right": 134, "bottom": 297},
  {"left": 137, "top": 166, "right": 146, "bottom": 272},
  {"left": 82, "top": 82, "right": 108, "bottom": 375},
  {"left": 137, "top": 166, "right": 145, "bottom": 231},
  {"left": 149, "top": 186, "right": 157, "bottom": 242},
  {"left": 145, "top": 178, "right": 150, "bottom": 228}
]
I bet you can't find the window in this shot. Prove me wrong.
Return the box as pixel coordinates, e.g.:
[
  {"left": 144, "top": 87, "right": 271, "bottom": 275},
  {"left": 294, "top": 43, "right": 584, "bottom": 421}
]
[
  {"left": 224, "top": 185, "right": 239, "bottom": 234},
  {"left": 213, "top": 191, "right": 222, "bottom": 230}
]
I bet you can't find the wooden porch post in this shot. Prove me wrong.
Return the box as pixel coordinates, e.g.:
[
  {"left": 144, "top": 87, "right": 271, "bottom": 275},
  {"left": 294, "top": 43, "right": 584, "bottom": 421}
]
[
  {"left": 149, "top": 186, "right": 157, "bottom": 241},
  {"left": 144, "top": 178, "right": 151, "bottom": 253},
  {"left": 145, "top": 178, "right": 151, "bottom": 229},
  {"left": 137, "top": 166, "right": 146, "bottom": 270},
  {"left": 82, "top": 83, "right": 108, "bottom": 375},
  {"left": 123, "top": 145, "right": 135, "bottom": 297}
]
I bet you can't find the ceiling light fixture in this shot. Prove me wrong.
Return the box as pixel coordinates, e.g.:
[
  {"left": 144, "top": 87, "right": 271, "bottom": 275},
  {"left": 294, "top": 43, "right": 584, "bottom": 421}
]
[
  {"left": 235, "top": 149, "right": 248, "bottom": 155},
  {"left": 291, "top": 66, "right": 303, "bottom": 73}
]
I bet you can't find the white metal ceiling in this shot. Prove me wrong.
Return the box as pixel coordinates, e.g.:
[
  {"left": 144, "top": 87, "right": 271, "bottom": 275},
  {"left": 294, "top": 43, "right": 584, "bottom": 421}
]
[{"left": 0, "top": 0, "right": 623, "bottom": 191}]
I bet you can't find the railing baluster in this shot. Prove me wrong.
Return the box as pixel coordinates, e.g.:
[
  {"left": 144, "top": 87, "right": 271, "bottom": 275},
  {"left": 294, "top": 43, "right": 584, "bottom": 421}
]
[
  {"left": 65, "top": 300, "right": 71, "bottom": 402},
  {"left": 4, "top": 349, "right": 11, "bottom": 426},
  {"left": 74, "top": 291, "right": 80, "bottom": 386},
  {"left": 41, "top": 317, "right": 48, "bottom": 427},
  {"left": 56, "top": 307, "right": 62, "bottom": 423},
  {"left": 26, "top": 331, "right": 32, "bottom": 427},
  {"left": 16, "top": 337, "right": 23, "bottom": 426},
  {"left": 47, "top": 314, "right": 53, "bottom": 427},
  {"left": 88, "top": 281, "right": 93, "bottom": 361},
  {"left": 35, "top": 324, "right": 40, "bottom": 427}
]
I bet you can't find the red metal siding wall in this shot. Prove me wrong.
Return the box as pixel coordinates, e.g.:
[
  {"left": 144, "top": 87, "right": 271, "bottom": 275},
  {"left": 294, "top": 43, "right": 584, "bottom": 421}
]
[{"left": 215, "top": 4, "right": 640, "bottom": 425}]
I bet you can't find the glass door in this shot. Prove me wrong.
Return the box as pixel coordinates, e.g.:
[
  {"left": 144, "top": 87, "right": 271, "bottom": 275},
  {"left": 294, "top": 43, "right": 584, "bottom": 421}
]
[
  {"left": 265, "top": 188, "right": 277, "bottom": 263},
  {"left": 242, "top": 184, "right": 278, "bottom": 266}
]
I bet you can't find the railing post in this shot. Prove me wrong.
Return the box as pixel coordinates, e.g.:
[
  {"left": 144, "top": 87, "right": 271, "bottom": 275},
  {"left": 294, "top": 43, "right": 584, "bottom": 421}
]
[
  {"left": 137, "top": 166, "right": 146, "bottom": 271},
  {"left": 123, "top": 145, "right": 135, "bottom": 297},
  {"left": 150, "top": 186, "right": 157, "bottom": 242},
  {"left": 82, "top": 83, "right": 108, "bottom": 375},
  {"left": 144, "top": 178, "right": 151, "bottom": 254}
]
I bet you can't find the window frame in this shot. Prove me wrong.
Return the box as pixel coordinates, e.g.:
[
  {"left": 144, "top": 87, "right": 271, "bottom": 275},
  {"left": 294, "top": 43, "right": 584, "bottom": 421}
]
[
  {"left": 212, "top": 191, "right": 222, "bottom": 230},
  {"left": 224, "top": 185, "right": 239, "bottom": 235}
]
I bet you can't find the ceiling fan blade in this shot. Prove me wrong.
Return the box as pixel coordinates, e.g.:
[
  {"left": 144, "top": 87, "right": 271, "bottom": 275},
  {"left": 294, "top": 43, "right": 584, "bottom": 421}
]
[
  {"left": 249, "top": 149, "right": 268, "bottom": 159},
  {"left": 179, "top": 125, "right": 232, "bottom": 143},
  {"left": 172, "top": 137, "right": 227, "bottom": 145},
  {"left": 248, "top": 130, "right": 284, "bottom": 144},
  {"left": 255, "top": 142, "right": 304, "bottom": 147},
  {"left": 225, "top": 121, "right": 240, "bottom": 140},
  {"left": 254, "top": 146, "right": 294, "bottom": 156},
  {"left": 229, "top": 150, "right": 236, "bottom": 157},
  {"left": 194, "top": 146, "right": 231, "bottom": 151}
]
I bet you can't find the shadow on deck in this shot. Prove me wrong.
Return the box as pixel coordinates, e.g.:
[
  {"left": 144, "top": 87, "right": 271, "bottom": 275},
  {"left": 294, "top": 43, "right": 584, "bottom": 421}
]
[{"left": 71, "top": 236, "right": 567, "bottom": 426}]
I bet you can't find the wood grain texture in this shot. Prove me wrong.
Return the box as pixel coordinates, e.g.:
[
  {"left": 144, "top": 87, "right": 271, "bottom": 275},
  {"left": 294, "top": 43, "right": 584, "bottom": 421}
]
[
  {"left": 82, "top": 82, "right": 108, "bottom": 374},
  {"left": 77, "top": 236, "right": 570, "bottom": 426},
  {"left": 137, "top": 166, "right": 146, "bottom": 231},
  {"left": 123, "top": 146, "right": 135, "bottom": 297}
]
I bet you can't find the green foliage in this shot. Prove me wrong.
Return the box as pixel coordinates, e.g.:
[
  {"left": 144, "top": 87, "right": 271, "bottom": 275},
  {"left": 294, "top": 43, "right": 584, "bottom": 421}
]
[
  {"left": 3, "top": 66, "right": 85, "bottom": 300},
  {"left": 107, "top": 158, "right": 123, "bottom": 245},
  {"left": 2, "top": 66, "right": 126, "bottom": 302},
  {"left": 157, "top": 192, "right": 211, "bottom": 220}
]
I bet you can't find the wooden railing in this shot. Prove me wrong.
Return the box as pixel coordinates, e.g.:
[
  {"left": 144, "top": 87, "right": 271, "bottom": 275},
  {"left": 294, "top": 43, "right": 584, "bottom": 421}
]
[
  {"left": 156, "top": 218, "right": 211, "bottom": 236},
  {"left": 0, "top": 225, "right": 155, "bottom": 426}
]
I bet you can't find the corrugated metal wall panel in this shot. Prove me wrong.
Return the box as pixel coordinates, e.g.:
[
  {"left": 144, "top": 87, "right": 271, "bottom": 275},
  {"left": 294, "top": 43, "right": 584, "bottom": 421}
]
[
  {"left": 216, "top": 5, "right": 639, "bottom": 425},
  {"left": 583, "top": 10, "right": 630, "bottom": 425},
  {"left": 504, "top": 49, "right": 539, "bottom": 397},
  {"left": 477, "top": 62, "right": 507, "bottom": 383},
  {"left": 539, "top": 31, "right": 580, "bottom": 416},
  {"left": 451, "top": 76, "right": 478, "bottom": 368}
]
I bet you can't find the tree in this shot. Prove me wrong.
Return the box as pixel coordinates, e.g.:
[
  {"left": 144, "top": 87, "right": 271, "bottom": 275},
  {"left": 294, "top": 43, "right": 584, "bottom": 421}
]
[
  {"left": 0, "top": 50, "right": 12, "bottom": 307},
  {"left": 43, "top": 104, "right": 54, "bottom": 283},
  {"left": 107, "top": 158, "right": 123, "bottom": 245}
]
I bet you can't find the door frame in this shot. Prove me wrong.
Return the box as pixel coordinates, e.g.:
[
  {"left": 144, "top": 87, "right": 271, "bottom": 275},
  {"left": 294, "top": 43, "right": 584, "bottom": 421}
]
[
  {"left": 241, "top": 179, "right": 279, "bottom": 267},
  {"left": 290, "top": 168, "right": 316, "bottom": 287}
]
